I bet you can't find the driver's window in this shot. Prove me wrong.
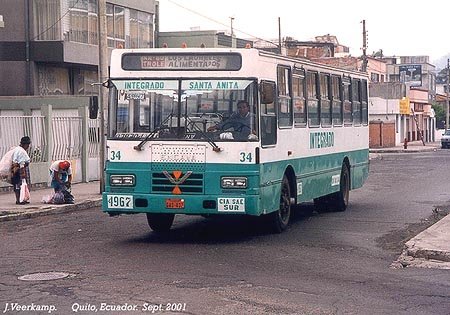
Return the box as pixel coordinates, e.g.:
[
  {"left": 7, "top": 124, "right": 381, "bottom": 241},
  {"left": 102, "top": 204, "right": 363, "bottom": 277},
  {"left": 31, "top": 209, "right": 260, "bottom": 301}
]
[{"left": 260, "top": 80, "right": 277, "bottom": 146}]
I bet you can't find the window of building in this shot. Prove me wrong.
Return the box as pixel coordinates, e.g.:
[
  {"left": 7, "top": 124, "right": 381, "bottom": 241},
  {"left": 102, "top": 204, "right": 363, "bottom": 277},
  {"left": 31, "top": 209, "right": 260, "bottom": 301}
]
[
  {"left": 307, "top": 71, "right": 319, "bottom": 126},
  {"left": 69, "top": 0, "right": 88, "bottom": 43},
  {"left": 129, "top": 10, "right": 153, "bottom": 48},
  {"left": 73, "top": 69, "right": 98, "bottom": 95},
  {"left": 67, "top": 0, "right": 98, "bottom": 44},
  {"left": 370, "top": 72, "right": 379, "bottom": 83},
  {"left": 277, "top": 66, "right": 292, "bottom": 127},
  {"left": 106, "top": 3, "right": 115, "bottom": 47},
  {"left": 37, "top": 65, "right": 70, "bottom": 95},
  {"left": 88, "top": 0, "right": 98, "bottom": 44},
  {"left": 33, "top": 0, "right": 61, "bottom": 40},
  {"left": 114, "top": 5, "right": 125, "bottom": 48},
  {"left": 138, "top": 11, "right": 153, "bottom": 48},
  {"left": 293, "top": 68, "right": 306, "bottom": 126}
]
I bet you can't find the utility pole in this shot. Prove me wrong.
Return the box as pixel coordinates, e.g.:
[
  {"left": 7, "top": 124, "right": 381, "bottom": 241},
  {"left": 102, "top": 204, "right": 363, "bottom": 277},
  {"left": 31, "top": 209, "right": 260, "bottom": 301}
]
[
  {"left": 278, "top": 17, "right": 282, "bottom": 55},
  {"left": 98, "top": 0, "right": 108, "bottom": 192},
  {"left": 361, "top": 20, "right": 368, "bottom": 72},
  {"left": 446, "top": 58, "right": 450, "bottom": 130},
  {"left": 230, "top": 17, "right": 234, "bottom": 37}
]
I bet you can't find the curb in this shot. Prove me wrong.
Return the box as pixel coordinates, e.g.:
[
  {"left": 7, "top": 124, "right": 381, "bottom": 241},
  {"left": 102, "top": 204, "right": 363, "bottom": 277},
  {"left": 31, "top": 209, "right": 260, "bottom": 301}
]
[
  {"left": 406, "top": 247, "right": 450, "bottom": 262},
  {"left": 0, "top": 199, "right": 102, "bottom": 222},
  {"left": 369, "top": 148, "right": 438, "bottom": 154}
]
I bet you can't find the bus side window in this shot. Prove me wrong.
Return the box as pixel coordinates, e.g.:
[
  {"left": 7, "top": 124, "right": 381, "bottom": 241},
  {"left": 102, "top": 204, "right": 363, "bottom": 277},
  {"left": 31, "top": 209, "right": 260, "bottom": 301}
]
[
  {"left": 319, "top": 73, "right": 331, "bottom": 126},
  {"left": 331, "top": 75, "right": 343, "bottom": 125},
  {"left": 307, "top": 71, "right": 319, "bottom": 127},
  {"left": 293, "top": 68, "right": 306, "bottom": 127},
  {"left": 260, "top": 80, "right": 277, "bottom": 146},
  {"left": 361, "top": 79, "right": 368, "bottom": 125},
  {"left": 277, "top": 65, "right": 292, "bottom": 128},
  {"left": 352, "top": 78, "right": 362, "bottom": 125},
  {"left": 343, "top": 77, "right": 352, "bottom": 125}
]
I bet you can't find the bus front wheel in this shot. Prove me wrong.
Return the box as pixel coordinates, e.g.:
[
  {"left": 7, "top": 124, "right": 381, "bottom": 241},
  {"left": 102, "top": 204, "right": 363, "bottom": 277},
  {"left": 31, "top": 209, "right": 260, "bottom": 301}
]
[
  {"left": 146, "top": 213, "right": 175, "bottom": 233},
  {"left": 268, "top": 175, "right": 291, "bottom": 233}
]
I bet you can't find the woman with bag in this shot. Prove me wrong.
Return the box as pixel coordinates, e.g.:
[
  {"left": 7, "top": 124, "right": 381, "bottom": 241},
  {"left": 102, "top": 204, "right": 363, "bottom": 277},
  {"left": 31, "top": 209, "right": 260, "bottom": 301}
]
[{"left": 11, "top": 136, "right": 31, "bottom": 205}]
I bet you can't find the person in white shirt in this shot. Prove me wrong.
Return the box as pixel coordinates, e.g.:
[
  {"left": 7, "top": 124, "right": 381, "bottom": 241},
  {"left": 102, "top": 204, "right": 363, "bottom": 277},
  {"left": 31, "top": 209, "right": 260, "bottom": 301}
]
[
  {"left": 11, "top": 136, "right": 31, "bottom": 204},
  {"left": 50, "top": 160, "right": 72, "bottom": 192}
]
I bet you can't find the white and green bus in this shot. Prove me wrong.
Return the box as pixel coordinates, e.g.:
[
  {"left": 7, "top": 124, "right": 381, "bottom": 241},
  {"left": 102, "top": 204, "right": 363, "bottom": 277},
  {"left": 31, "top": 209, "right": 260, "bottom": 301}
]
[{"left": 102, "top": 48, "right": 369, "bottom": 233}]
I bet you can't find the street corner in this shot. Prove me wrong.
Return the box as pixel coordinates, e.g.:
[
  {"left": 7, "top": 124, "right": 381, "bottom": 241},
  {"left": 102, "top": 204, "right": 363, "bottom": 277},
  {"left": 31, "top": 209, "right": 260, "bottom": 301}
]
[{"left": 393, "top": 251, "right": 450, "bottom": 270}]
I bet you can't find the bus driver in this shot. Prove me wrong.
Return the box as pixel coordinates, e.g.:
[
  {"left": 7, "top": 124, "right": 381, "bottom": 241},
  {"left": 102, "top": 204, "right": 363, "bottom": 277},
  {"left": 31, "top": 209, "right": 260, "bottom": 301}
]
[{"left": 207, "top": 100, "right": 255, "bottom": 140}]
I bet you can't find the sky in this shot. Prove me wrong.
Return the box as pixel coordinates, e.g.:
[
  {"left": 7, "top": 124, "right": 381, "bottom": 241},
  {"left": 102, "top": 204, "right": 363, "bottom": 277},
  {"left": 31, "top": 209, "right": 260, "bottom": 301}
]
[{"left": 158, "top": 0, "right": 450, "bottom": 67}]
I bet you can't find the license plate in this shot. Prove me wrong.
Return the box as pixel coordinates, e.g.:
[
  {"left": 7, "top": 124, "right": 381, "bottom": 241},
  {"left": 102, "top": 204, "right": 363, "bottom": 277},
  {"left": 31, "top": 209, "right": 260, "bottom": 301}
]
[
  {"left": 218, "top": 198, "right": 245, "bottom": 212},
  {"left": 166, "top": 198, "right": 184, "bottom": 209},
  {"left": 107, "top": 195, "right": 133, "bottom": 209}
]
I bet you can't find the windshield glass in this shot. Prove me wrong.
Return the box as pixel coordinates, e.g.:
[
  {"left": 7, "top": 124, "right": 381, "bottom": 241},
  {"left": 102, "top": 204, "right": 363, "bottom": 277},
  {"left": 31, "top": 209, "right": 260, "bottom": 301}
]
[{"left": 109, "top": 79, "right": 258, "bottom": 142}]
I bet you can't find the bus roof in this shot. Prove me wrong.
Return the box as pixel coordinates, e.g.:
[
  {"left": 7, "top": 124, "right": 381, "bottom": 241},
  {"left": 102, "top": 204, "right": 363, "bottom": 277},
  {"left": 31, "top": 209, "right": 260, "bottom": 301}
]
[{"left": 110, "top": 47, "right": 368, "bottom": 79}]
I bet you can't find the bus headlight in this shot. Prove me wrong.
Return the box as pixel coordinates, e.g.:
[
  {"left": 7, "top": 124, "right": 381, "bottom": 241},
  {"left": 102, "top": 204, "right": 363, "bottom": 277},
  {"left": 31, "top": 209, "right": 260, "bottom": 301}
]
[
  {"left": 110, "top": 175, "right": 135, "bottom": 186},
  {"left": 221, "top": 177, "right": 247, "bottom": 189}
]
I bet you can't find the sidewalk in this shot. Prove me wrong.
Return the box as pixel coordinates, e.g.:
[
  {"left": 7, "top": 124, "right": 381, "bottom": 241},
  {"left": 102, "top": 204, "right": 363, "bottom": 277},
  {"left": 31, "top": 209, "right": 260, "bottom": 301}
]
[
  {"left": 0, "top": 181, "right": 102, "bottom": 222},
  {"left": 371, "top": 140, "right": 450, "bottom": 268},
  {"left": 369, "top": 140, "right": 441, "bottom": 153}
]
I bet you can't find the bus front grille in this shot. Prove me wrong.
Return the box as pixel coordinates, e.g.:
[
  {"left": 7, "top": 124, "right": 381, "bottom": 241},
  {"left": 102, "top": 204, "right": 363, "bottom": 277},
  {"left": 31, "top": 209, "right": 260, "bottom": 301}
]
[{"left": 151, "top": 172, "right": 204, "bottom": 194}]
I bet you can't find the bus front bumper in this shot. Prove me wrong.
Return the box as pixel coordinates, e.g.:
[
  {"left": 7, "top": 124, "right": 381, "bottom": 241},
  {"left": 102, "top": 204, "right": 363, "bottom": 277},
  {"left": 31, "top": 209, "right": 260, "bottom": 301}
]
[{"left": 102, "top": 192, "right": 262, "bottom": 216}]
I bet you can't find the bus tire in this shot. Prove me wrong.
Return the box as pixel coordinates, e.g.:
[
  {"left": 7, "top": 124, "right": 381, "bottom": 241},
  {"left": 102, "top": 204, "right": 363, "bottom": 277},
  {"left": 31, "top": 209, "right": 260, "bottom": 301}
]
[
  {"left": 268, "top": 175, "right": 291, "bottom": 233},
  {"left": 333, "top": 164, "right": 350, "bottom": 212},
  {"left": 146, "top": 213, "right": 175, "bottom": 232}
]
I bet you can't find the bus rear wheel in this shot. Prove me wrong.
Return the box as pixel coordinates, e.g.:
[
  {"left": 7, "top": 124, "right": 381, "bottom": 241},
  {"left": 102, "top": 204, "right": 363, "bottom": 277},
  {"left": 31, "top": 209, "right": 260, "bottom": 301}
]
[
  {"left": 314, "top": 164, "right": 350, "bottom": 213},
  {"left": 146, "top": 213, "right": 175, "bottom": 233},
  {"left": 268, "top": 175, "right": 291, "bottom": 233},
  {"left": 334, "top": 164, "right": 350, "bottom": 212}
]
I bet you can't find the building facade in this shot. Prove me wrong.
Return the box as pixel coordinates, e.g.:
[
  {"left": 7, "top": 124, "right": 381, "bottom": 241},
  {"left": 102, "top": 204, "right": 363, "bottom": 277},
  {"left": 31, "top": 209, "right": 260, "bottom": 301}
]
[
  {"left": 0, "top": 0, "right": 157, "bottom": 96},
  {"left": 158, "top": 30, "right": 253, "bottom": 49}
]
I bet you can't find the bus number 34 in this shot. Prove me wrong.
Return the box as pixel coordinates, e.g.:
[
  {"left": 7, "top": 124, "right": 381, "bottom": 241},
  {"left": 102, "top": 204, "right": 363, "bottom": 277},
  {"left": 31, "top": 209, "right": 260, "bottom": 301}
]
[{"left": 239, "top": 152, "right": 252, "bottom": 163}]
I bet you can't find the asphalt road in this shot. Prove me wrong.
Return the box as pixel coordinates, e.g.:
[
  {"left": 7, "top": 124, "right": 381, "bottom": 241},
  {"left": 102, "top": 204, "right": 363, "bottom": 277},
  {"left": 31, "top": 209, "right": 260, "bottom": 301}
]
[{"left": 1, "top": 150, "right": 450, "bottom": 314}]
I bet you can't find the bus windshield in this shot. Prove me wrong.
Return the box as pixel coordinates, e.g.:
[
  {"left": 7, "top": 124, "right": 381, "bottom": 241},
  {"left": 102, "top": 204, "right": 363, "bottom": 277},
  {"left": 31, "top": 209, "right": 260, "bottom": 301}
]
[{"left": 109, "top": 78, "right": 258, "bottom": 142}]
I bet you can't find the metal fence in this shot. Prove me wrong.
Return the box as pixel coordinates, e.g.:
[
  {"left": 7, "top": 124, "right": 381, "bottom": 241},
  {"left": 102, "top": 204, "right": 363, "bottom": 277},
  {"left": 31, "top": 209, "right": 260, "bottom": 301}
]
[
  {"left": 52, "top": 117, "right": 83, "bottom": 160},
  {"left": 88, "top": 118, "right": 101, "bottom": 158},
  {"left": 0, "top": 116, "right": 100, "bottom": 162},
  {"left": 0, "top": 116, "right": 47, "bottom": 162}
]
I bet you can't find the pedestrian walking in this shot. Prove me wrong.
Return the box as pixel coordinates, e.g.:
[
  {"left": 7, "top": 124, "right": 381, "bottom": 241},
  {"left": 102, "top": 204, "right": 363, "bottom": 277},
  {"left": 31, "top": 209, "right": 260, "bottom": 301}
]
[{"left": 11, "top": 136, "right": 31, "bottom": 204}]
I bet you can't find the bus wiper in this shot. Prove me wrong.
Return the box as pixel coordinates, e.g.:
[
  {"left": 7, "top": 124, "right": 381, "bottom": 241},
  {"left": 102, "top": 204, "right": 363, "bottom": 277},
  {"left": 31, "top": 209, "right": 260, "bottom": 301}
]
[
  {"left": 133, "top": 113, "right": 173, "bottom": 151},
  {"left": 184, "top": 115, "right": 221, "bottom": 152}
]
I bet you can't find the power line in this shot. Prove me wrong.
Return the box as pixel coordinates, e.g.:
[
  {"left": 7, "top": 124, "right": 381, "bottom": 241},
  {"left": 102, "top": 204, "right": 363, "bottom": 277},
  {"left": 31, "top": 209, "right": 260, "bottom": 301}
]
[{"left": 165, "top": 0, "right": 279, "bottom": 47}]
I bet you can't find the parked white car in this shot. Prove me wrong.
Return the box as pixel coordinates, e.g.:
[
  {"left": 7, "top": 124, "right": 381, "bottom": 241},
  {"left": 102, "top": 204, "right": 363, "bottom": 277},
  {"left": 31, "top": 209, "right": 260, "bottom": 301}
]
[{"left": 441, "top": 130, "right": 450, "bottom": 149}]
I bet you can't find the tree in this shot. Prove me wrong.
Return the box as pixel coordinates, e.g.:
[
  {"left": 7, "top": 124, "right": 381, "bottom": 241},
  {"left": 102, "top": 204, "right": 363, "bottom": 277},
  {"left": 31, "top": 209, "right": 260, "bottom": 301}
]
[{"left": 432, "top": 103, "right": 446, "bottom": 129}]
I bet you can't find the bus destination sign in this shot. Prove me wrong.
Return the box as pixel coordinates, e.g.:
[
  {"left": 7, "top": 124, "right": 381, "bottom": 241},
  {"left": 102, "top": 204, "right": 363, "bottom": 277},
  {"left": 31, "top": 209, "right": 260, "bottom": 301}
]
[{"left": 122, "top": 53, "right": 242, "bottom": 71}]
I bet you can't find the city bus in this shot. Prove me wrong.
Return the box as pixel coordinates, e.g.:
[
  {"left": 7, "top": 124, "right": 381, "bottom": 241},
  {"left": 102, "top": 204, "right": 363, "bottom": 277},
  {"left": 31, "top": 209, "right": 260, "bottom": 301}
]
[{"left": 102, "top": 47, "right": 369, "bottom": 233}]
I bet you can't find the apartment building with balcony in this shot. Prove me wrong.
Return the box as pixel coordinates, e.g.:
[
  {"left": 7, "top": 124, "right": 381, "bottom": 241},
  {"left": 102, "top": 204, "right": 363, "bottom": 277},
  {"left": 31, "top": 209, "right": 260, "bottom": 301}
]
[{"left": 0, "top": 0, "right": 157, "bottom": 96}]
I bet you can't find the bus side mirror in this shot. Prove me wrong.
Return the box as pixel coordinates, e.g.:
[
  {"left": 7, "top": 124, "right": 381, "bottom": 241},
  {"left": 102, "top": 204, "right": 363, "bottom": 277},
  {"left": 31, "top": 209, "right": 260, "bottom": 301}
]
[
  {"left": 89, "top": 96, "right": 99, "bottom": 119},
  {"left": 260, "top": 81, "right": 274, "bottom": 104}
]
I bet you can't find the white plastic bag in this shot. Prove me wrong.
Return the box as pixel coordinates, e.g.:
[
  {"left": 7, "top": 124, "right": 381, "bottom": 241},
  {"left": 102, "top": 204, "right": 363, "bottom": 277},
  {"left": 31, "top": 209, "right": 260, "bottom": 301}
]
[
  {"left": 0, "top": 148, "right": 14, "bottom": 177},
  {"left": 19, "top": 179, "right": 30, "bottom": 203},
  {"left": 41, "top": 195, "right": 53, "bottom": 204}
]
